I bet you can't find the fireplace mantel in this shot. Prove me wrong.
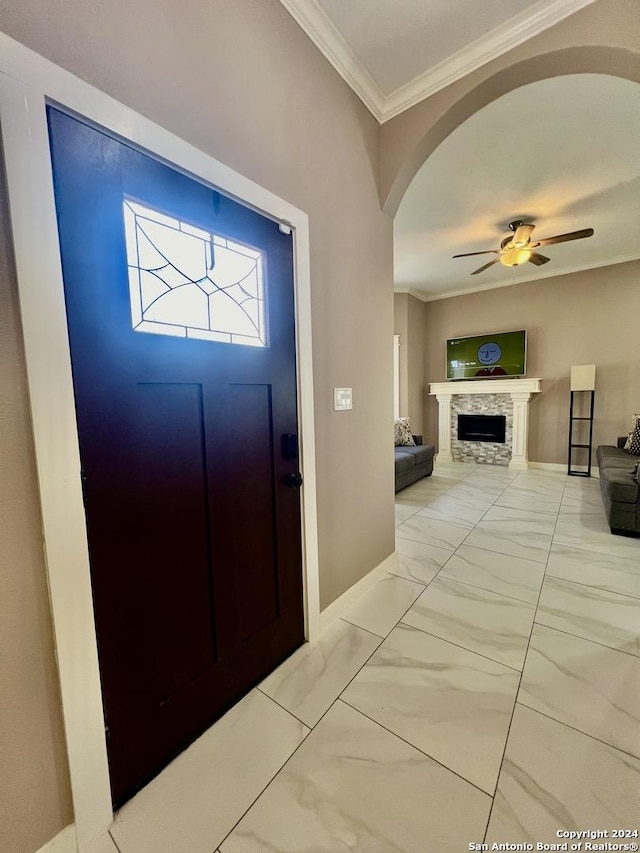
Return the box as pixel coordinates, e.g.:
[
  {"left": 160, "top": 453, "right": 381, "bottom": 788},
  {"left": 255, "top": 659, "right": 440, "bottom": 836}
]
[
  {"left": 428, "top": 378, "right": 542, "bottom": 470},
  {"left": 429, "top": 378, "right": 541, "bottom": 397}
]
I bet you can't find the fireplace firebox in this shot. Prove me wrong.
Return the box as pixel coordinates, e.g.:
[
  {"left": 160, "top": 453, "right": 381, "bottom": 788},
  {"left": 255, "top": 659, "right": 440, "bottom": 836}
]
[{"left": 458, "top": 414, "right": 506, "bottom": 444}]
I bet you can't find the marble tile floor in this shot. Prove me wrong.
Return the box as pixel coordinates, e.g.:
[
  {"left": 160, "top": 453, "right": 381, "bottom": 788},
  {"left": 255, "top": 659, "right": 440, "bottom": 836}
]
[{"left": 109, "top": 461, "right": 640, "bottom": 853}]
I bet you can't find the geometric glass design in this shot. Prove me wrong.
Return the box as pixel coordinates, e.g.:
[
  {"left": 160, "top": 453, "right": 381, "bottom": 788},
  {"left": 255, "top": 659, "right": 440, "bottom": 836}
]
[{"left": 123, "top": 198, "right": 267, "bottom": 347}]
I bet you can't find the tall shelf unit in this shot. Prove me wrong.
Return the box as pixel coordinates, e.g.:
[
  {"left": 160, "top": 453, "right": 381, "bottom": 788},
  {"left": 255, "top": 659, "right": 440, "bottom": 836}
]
[{"left": 568, "top": 390, "right": 595, "bottom": 476}]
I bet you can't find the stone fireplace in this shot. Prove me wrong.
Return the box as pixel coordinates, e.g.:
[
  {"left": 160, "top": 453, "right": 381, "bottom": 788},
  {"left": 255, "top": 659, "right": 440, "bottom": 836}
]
[
  {"left": 452, "top": 394, "right": 511, "bottom": 465},
  {"left": 429, "top": 378, "right": 542, "bottom": 470}
]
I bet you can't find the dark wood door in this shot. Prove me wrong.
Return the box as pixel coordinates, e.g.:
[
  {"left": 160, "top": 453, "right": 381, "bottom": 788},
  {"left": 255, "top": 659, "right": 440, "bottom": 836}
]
[{"left": 47, "top": 108, "right": 304, "bottom": 806}]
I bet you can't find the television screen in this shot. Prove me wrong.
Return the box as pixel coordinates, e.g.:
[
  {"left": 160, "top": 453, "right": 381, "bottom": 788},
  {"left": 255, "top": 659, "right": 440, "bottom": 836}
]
[{"left": 446, "top": 330, "right": 526, "bottom": 380}]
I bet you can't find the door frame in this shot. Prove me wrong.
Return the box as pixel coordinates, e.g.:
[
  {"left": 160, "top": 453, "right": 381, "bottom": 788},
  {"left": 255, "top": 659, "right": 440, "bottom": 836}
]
[{"left": 0, "top": 32, "right": 319, "bottom": 851}]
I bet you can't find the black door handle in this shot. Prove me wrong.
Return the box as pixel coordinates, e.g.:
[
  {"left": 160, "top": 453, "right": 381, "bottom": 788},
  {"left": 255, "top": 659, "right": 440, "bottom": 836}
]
[{"left": 285, "top": 472, "right": 303, "bottom": 488}]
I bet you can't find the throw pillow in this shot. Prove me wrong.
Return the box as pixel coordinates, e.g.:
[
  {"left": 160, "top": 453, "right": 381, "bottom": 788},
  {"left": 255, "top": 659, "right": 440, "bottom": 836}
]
[
  {"left": 627, "top": 421, "right": 640, "bottom": 456},
  {"left": 394, "top": 418, "right": 415, "bottom": 447},
  {"left": 623, "top": 413, "right": 640, "bottom": 451}
]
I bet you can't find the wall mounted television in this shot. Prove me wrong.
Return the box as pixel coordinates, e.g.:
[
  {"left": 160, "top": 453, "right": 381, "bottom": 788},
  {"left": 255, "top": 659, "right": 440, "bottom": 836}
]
[{"left": 446, "top": 330, "right": 527, "bottom": 380}]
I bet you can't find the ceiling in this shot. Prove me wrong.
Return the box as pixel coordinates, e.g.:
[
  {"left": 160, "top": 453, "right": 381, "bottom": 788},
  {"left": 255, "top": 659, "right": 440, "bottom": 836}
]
[
  {"left": 278, "top": 0, "right": 598, "bottom": 120},
  {"left": 394, "top": 73, "right": 640, "bottom": 300},
  {"left": 279, "top": 0, "right": 640, "bottom": 301}
]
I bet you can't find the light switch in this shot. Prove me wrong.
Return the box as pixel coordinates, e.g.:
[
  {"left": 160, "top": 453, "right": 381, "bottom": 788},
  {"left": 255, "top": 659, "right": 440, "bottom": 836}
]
[{"left": 333, "top": 387, "right": 353, "bottom": 411}]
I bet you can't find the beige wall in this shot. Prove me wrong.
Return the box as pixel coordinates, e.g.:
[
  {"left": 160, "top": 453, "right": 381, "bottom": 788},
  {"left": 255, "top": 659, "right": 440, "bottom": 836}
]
[
  {"left": 394, "top": 293, "right": 427, "bottom": 436},
  {"left": 0, "top": 164, "right": 73, "bottom": 851},
  {"left": 406, "top": 295, "right": 427, "bottom": 438},
  {"left": 0, "top": 1, "right": 394, "bottom": 849},
  {"left": 423, "top": 261, "right": 640, "bottom": 463}
]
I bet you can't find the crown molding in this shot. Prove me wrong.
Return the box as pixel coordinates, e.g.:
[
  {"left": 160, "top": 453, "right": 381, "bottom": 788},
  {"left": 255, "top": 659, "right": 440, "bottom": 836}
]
[
  {"left": 278, "top": 0, "right": 598, "bottom": 123},
  {"left": 380, "top": 0, "right": 598, "bottom": 121},
  {"left": 393, "top": 286, "right": 430, "bottom": 303},
  {"left": 410, "top": 253, "right": 640, "bottom": 303},
  {"left": 277, "top": 0, "right": 386, "bottom": 118}
]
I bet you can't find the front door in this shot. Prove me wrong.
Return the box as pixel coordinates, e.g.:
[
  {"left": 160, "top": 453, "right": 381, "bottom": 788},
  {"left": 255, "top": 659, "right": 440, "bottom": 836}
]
[{"left": 47, "top": 108, "right": 304, "bottom": 806}]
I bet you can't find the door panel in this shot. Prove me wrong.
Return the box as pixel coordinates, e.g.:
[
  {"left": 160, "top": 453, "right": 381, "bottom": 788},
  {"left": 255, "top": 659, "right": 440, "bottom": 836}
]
[
  {"left": 47, "top": 107, "right": 304, "bottom": 805},
  {"left": 133, "top": 381, "right": 217, "bottom": 700},
  {"left": 226, "top": 382, "right": 279, "bottom": 641}
]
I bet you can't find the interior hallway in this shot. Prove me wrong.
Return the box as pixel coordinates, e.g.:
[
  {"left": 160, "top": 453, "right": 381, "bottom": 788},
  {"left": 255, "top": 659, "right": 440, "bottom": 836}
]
[{"left": 104, "top": 462, "right": 640, "bottom": 852}]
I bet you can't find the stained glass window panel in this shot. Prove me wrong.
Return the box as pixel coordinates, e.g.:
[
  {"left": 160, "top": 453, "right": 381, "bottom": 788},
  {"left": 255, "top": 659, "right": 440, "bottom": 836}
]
[{"left": 123, "top": 199, "right": 267, "bottom": 346}]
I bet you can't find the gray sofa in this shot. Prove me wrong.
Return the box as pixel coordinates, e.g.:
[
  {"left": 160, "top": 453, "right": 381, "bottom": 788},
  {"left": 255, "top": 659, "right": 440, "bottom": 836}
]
[
  {"left": 395, "top": 435, "right": 435, "bottom": 492},
  {"left": 596, "top": 438, "right": 640, "bottom": 534}
]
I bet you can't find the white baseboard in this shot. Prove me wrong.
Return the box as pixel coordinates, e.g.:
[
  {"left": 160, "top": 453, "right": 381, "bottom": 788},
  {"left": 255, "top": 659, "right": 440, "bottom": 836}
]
[
  {"left": 36, "top": 825, "right": 77, "bottom": 853},
  {"left": 36, "top": 826, "right": 120, "bottom": 853},
  {"left": 319, "top": 552, "right": 397, "bottom": 633},
  {"left": 529, "top": 461, "right": 599, "bottom": 478},
  {"left": 435, "top": 458, "right": 600, "bottom": 479},
  {"left": 528, "top": 461, "right": 566, "bottom": 472}
]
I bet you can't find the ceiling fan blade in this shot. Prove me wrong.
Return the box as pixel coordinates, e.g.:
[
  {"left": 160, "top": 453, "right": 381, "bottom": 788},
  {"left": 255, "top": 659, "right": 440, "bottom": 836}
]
[
  {"left": 471, "top": 258, "right": 501, "bottom": 275},
  {"left": 534, "top": 228, "right": 594, "bottom": 248},
  {"left": 513, "top": 223, "right": 535, "bottom": 245},
  {"left": 527, "top": 252, "right": 551, "bottom": 266},
  {"left": 452, "top": 250, "right": 499, "bottom": 258}
]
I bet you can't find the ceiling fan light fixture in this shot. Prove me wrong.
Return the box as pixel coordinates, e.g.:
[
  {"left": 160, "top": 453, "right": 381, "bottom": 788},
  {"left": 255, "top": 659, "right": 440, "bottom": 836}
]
[
  {"left": 500, "top": 247, "right": 532, "bottom": 267},
  {"left": 454, "top": 221, "right": 593, "bottom": 275}
]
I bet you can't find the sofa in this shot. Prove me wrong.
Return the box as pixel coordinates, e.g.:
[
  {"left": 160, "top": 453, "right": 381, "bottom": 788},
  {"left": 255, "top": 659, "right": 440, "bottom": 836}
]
[
  {"left": 395, "top": 435, "right": 435, "bottom": 492},
  {"left": 596, "top": 438, "right": 640, "bottom": 534}
]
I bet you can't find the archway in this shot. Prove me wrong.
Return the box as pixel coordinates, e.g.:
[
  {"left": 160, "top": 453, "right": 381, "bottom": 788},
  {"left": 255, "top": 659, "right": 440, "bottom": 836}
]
[{"left": 383, "top": 45, "right": 640, "bottom": 216}]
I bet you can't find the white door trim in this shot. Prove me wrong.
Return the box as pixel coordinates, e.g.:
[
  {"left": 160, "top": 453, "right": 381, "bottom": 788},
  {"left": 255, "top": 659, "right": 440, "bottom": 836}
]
[
  {"left": 0, "top": 32, "right": 319, "bottom": 852},
  {"left": 393, "top": 335, "right": 400, "bottom": 420}
]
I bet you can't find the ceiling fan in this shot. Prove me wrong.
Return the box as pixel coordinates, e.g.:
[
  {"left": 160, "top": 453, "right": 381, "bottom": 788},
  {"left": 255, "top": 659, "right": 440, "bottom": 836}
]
[{"left": 453, "top": 220, "right": 594, "bottom": 275}]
